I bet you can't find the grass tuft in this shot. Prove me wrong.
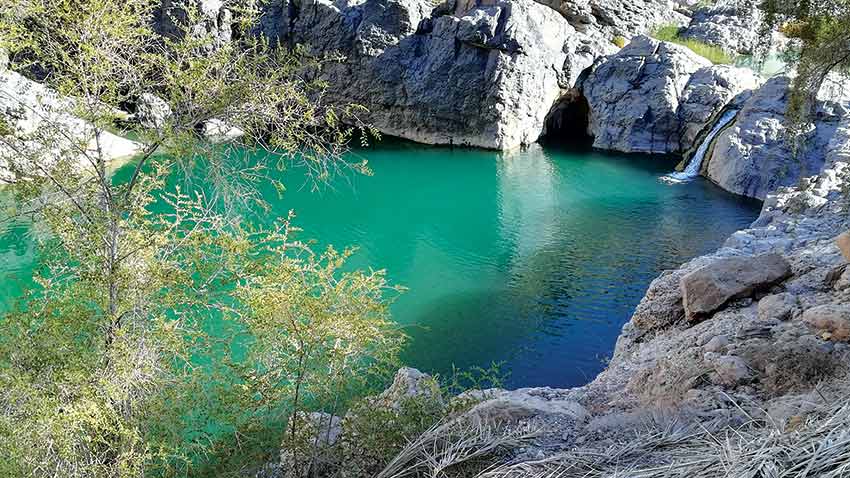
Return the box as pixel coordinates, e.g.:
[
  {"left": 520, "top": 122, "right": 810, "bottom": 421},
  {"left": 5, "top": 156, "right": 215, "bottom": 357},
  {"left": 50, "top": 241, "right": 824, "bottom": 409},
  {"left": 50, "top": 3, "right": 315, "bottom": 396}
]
[{"left": 651, "top": 24, "right": 734, "bottom": 65}]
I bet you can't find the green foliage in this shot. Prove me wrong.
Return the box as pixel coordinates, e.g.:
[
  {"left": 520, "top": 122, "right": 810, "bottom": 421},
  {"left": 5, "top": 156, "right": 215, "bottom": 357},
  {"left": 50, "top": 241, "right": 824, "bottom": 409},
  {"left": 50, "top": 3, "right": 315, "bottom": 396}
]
[
  {"left": 0, "top": 0, "right": 398, "bottom": 476},
  {"left": 758, "top": 0, "right": 850, "bottom": 133},
  {"left": 651, "top": 24, "right": 734, "bottom": 64},
  {"left": 276, "top": 363, "right": 509, "bottom": 478}
]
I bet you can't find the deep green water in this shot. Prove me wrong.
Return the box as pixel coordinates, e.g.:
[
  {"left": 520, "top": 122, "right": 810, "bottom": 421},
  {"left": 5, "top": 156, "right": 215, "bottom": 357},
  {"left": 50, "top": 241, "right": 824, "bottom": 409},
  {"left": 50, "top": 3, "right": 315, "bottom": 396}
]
[{"left": 0, "top": 141, "right": 761, "bottom": 388}]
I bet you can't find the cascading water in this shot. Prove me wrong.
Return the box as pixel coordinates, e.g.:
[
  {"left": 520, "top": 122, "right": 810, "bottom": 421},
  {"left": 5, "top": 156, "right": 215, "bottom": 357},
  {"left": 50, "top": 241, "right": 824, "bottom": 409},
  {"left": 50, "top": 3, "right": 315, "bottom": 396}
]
[{"left": 664, "top": 108, "right": 739, "bottom": 182}]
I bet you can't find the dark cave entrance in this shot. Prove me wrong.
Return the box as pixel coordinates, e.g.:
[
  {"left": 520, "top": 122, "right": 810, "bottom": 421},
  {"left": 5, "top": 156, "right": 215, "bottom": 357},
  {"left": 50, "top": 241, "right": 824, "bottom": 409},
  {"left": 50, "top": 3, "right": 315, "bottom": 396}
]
[{"left": 541, "top": 89, "right": 592, "bottom": 147}]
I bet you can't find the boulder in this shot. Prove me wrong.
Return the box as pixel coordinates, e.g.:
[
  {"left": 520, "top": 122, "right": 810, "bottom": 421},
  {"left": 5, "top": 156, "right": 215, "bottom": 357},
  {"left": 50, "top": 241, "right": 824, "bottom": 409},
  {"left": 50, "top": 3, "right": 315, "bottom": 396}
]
[
  {"left": 202, "top": 118, "right": 244, "bottom": 142},
  {"left": 703, "top": 334, "right": 729, "bottom": 353},
  {"left": 758, "top": 293, "right": 799, "bottom": 322},
  {"left": 680, "top": 254, "right": 791, "bottom": 321},
  {"left": 583, "top": 36, "right": 759, "bottom": 155},
  {"left": 631, "top": 269, "right": 687, "bottom": 331},
  {"left": 803, "top": 304, "right": 850, "bottom": 341},
  {"left": 680, "top": 0, "right": 760, "bottom": 55},
  {"left": 136, "top": 93, "right": 172, "bottom": 130},
  {"left": 465, "top": 388, "right": 587, "bottom": 423},
  {"left": 375, "top": 367, "right": 441, "bottom": 409},
  {"left": 704, "top": 76, "right": 850, "bottom": 199},
  {"left": 707, "top": 354, "right": 752, "bottom": 386}
]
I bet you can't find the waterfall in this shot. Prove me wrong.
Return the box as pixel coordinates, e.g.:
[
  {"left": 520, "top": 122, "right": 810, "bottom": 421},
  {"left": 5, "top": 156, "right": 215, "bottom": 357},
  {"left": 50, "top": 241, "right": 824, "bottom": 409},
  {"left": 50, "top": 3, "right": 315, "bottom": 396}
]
[{"left": 665, "top": 108, "right": 739, "bottom": 182}]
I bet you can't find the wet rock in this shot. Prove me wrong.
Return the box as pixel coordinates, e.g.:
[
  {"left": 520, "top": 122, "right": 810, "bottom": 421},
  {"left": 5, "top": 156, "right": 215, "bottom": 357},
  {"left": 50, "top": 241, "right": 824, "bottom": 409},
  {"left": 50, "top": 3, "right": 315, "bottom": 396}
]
[
  {"left": 758, "top": 293, "right": 799, "bottom": 321},
  {"left": 803, "top": 304, "right": 850, "bottom": 341},
  {"left": 680, "top": 253, "right": 791, "bottom": 321}
]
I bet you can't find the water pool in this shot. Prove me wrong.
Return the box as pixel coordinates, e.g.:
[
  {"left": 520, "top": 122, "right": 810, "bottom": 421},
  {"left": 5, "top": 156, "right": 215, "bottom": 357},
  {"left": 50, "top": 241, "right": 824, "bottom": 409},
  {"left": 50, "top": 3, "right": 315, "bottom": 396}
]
[{"left": 0, "top": 141, "right": 762, "bottom": 388}]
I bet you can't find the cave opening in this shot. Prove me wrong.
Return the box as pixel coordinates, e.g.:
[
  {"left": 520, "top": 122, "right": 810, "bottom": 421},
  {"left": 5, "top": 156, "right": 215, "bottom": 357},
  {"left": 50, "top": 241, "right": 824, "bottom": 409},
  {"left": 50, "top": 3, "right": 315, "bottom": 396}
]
[{"left": 541, "top": 90, "right": 592, "bottom": 147}]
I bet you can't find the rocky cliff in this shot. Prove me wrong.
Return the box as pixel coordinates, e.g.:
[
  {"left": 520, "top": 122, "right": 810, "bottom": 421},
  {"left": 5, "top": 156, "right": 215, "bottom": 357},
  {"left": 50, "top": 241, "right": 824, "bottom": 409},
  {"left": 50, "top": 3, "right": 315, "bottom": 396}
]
[
  {"left": 581, "top": 35, "right": 761, "bottom": 155},
  {"left": 248, "top": 0, "right": 685, "bottom": 150}
]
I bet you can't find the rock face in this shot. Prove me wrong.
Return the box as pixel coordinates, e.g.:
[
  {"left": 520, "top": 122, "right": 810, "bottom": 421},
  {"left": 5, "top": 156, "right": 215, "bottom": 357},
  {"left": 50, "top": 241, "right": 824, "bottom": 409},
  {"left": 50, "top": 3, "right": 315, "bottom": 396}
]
[
  {"left": 680, "top": 0, "right": 760, "bottom": 55},
  {"left": 154, "top": 0, "right": 232, "bottom": 48},
  {"left": 254, "top": 0, "right": 682, "bottom": 150},
  {"left": 680, "top": 253, "right": 791, "bottom": 321},
  {"left": 0, "top": 70, "right": 142, "bottom": 181},
  {"left": 582, "top": 35, "right": 761, "bottom": 155},
  {"left": 677, "top": 65, "right": 761, "bottom": 148},
  {"left": 704, "top": 76, "right": 850, "bottom": 200}
]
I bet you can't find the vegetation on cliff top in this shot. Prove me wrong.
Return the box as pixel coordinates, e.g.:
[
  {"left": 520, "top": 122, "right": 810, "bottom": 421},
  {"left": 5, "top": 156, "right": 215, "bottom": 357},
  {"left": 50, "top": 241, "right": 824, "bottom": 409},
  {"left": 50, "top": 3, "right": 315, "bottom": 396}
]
[{"left": 651, "top": 25, "right": 734, "bottom": 65}]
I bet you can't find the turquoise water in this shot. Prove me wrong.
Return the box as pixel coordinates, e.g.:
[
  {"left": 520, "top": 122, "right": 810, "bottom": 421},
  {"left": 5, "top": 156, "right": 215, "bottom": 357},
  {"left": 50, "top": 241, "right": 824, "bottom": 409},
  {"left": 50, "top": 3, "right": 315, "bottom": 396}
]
[{"left": 0, "top": 141, "right": 761, "bottom": 388}]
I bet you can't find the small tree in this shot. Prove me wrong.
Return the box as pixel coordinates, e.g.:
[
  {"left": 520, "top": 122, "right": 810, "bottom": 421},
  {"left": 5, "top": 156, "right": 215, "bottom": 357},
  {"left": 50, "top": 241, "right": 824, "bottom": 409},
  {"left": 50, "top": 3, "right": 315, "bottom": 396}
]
[
  {"left": 0, "top": 0, "right": 399, "bottom": 476},
  {"left": 759, "top": 0, "right": 850, "bottom": 127}
]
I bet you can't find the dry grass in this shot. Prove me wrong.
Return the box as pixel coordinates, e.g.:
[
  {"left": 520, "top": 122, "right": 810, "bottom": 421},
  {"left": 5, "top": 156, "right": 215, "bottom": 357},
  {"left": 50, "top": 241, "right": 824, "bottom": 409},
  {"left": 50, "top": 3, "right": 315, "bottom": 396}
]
[
  {"left": 475, "top": 387, "right": 850, "bottom": 478},
  {"left": 377, "top": 417, "right": 540, "bottom": 478}
]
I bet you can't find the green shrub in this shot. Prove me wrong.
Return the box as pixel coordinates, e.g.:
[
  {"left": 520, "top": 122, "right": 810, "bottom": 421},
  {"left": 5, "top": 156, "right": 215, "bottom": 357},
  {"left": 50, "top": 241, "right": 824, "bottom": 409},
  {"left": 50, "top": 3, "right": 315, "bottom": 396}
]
[{"left": 651, "top": 24, "right": 734, "bottom": 64}]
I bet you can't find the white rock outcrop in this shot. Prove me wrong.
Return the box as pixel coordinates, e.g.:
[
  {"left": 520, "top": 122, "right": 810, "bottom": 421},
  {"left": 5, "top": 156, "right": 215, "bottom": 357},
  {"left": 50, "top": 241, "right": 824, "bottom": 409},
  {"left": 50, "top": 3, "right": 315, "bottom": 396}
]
[
  {"left": 704, "top": 76, "right": 850, "bottom": 200},
  {"left": 0, "top": 70, "right": 142, "bottom": 182},
  {"left": 582, "top": 35, "right": 761, "bottom": 155}
]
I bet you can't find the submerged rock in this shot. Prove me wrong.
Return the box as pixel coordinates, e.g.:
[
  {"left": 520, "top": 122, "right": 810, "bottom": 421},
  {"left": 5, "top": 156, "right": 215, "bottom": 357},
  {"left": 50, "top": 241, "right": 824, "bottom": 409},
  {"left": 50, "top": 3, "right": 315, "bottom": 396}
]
[{"left": 680, "top": 253, "right": 791, "bottom": 321}]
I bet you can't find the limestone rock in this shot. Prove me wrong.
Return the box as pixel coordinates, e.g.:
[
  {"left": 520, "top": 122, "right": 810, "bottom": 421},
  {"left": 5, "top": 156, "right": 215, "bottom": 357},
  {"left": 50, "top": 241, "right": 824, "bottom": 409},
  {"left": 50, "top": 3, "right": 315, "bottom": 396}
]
[
  {"left": 803, "top": 305, "right": 850, "bottom": 341},
  {"left": 466, "top": 388, "right": 587, "bottom": 423},
  {"left": 677, "top": 65, "right": 762, "bottom": 149},
  {"left": 582, "top": 35, "right": 759, "bottom": 155},
  {"left": 758, "top": 293, "right": 799, "bottom": 322},
  {"left": 584, "top": 35, "right": 710, "bottom": 154},
  {"left": 154, "top": 0, "right": 232, "bottom": 48},
  {"left": 632, "top": 269, "right": 686, "bottom": 331},
  {"left": 680, "top": 254, "right": 791, "bottom": 321},
  {"left": 256, "top": 0, "right": 682, "bottom": 150},
  {"left": 680, "top": 0, "right": 760, "bottom": 55},
  {"left": 703, "top": 335, "right": 729, "bottom": 353},
  {"left": 836, "top": 232, "right": 850, "bottom": 262},
  {"left": 135, "top": 93, "right": 172, "bottom": 130},
  {"left": 704, "top": 76, "right": 850, "bottom": 199},
  {"left": 0, "top": 70, "right": 142, "bottom": 182},
  {"left": 375, "top": 367, "right": 441, "bottom": 409},
  {"left": 202, "top": 118, "right": 244, "bottom": 142},
  {"left": 708, "top": 354, "right": 752, "bottom": 386}
]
